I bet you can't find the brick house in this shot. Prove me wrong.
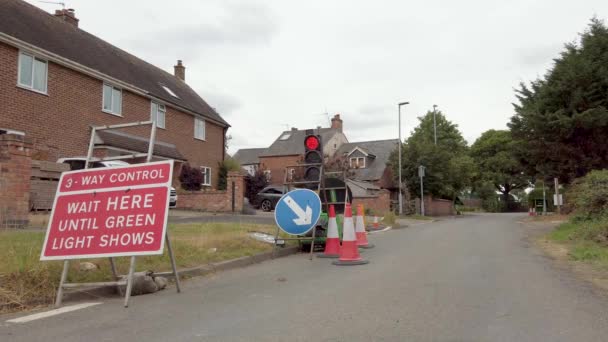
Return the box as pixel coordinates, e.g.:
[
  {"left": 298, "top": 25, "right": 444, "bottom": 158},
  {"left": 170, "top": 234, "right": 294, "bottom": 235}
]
[
  {"left": 232, "top": 148, "right": 267, "bottom": 176},
  {"left": 0, "top": 0, "right": 230, "bottom": 189},
  {"left": 255, "top": 114, "right": 348, "bottom": 185}
]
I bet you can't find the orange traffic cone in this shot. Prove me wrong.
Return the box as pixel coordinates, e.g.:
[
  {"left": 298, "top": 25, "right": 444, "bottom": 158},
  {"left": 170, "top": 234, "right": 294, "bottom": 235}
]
[
  {"left": 355, "top": 204, "right": 374, "bottom": 248},
  {"left": 318, "top": 205, "right": 340, "bottom": 258},
  {"left": 333, "top": 204, "right": 369, "bottom": 266}
]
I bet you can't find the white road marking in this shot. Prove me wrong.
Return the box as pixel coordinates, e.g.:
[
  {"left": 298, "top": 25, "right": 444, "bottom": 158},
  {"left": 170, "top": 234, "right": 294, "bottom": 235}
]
[{"left": 6, "top": 302, "right": 102, "bottom": 324}]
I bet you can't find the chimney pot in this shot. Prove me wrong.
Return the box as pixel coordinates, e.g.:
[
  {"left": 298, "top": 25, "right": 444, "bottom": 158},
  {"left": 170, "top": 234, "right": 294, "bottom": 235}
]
[
  {"left": 54, "top": 8, "right": 79, "bottom": 27},
  {"left": 331, "top": 114, "right": 343, "bottom": 131},
  {"left": 174, "top": 60, "right": 186, "bottom": 81}
]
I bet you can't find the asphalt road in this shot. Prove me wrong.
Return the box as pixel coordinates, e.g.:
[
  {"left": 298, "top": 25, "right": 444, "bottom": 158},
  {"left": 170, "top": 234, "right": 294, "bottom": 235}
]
[{"left": 4, "top": 213, "right": 608, "bottom": 341}]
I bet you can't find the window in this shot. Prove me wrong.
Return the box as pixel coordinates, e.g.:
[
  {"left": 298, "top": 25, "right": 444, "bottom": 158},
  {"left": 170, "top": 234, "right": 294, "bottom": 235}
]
[
  {"left": 18, "top": 52, "right": 47, "bottom": 93},
  {"left": 279, "top": 133, "right": 291, "bottom": 140},
  {"left": 102, "top": 84, "right": 122, "bottom": 115},
  {"left": 200, "top": 167, "right": 211, "bottom": 186},
  {"left": 151, "top": 102, "right": 166, "bottom": 129},
  {"left": 161, "top": 85, "right": 179, "bottom": 98},
  {"left": 350, "top": 157, "right": 365, "bottom": 169},
  {"left": 288, "top": 168, "right": 296, "bottom": 181},
  {"left": 263, "top": 170, "right": 272, "bottom": 181},
  {"left": 194, "top": 117, "right": 206, "bottom": 140}
]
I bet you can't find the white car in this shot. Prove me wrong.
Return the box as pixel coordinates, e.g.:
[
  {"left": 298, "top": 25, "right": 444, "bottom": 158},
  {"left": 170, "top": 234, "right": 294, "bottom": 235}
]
[{"left": 57, "top": 157, "right": 177, "bottom": 208}]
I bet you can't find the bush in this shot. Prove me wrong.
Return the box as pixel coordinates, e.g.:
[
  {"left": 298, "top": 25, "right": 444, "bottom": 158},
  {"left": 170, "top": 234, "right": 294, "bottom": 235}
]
[
  {"left": 217, "top": 159, "right": 242, "bottom": 191},
  {"left": 179, "top": 163, "right": 203, "bottom": 191},
  {"left": 244, "top": 170, "right": 269, "bottom": 204},
  {"left": 568, "top": 170, "right": 608, "bottom": 219}
]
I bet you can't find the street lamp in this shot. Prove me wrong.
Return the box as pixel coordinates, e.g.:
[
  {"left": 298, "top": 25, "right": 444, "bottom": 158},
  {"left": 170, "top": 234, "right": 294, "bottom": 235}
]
[
  {"left": 398, "top": 101, "right": 409, "bottom": 215},
  {"left": 432, "top": 104, "right": 438, "bottom": 145}
]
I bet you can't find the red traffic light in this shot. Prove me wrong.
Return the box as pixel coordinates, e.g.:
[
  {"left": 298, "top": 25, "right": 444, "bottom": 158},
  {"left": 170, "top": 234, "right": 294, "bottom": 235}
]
[{"left": 305, "top": 135, "right": 320, "bottom": 150}]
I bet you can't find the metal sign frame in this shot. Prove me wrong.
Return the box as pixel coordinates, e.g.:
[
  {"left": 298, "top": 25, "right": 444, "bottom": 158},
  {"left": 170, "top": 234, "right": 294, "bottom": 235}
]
[{"left": 52, "top": 121, "right": 181, "bottom": 308}]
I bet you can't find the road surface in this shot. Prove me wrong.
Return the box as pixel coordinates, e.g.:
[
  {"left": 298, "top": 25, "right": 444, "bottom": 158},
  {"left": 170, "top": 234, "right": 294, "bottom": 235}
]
[{"left": 4, "top": 213, "right": 608, "bottom": 341}]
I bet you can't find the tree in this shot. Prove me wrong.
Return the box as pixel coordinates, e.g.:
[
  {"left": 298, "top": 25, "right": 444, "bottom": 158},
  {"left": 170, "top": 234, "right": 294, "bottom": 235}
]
[
  {"left": 470, "top": 130, "right": 529, "bottom": 204},
  {"left": 179, "top": 163, "right": 203, "bottom": 191},
  {"left": 217, "top": 158, "right": 241, "bottom": 190},
  {"left": 390, "top": 110, "right": 472, "bottom": 200},
  {"left": 509, "top": 18, "right": 608, "bottom": 184},
  {"left": 244, "top": 170, "right": 269, "bottom": 204}
]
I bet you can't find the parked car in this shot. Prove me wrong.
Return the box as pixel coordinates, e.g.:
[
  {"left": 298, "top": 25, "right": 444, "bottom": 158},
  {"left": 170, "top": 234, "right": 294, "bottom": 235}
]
[
  {"left": 57, "top": 157, "right": 178, "bottom": 208},
  {"left": 255, "top": 186, "right": 285, "bottom": 211}
]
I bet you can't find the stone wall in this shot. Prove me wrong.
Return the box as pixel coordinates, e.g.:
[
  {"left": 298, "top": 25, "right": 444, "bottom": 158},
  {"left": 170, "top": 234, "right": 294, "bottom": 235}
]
[
  {"left": 352, "top": 189, "right": 391, "bottom": 215},
  {"left": 0, "top": 134, "right": 32, "bottom": 227},
  {"left": 176, "top": 172, "right": 244, "bottom": 212}
]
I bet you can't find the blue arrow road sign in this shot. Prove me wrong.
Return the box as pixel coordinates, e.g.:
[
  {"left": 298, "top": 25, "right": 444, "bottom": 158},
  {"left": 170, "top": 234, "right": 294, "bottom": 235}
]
[{"left": 274, "top": 188, "right": 322, "bottom": 235}]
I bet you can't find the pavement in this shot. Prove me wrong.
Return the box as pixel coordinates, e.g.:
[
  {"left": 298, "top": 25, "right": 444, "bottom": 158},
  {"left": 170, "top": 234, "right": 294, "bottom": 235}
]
[{"left": 4, "top": 213, "right": 608, "bottom": 341}]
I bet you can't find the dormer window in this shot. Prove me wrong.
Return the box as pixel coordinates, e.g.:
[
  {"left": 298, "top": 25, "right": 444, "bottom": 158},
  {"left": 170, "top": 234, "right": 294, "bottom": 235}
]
[
  {"left": 350, "top": 157, "right": 365, "bottom": 169},
  {"left": 279, "top": 133, "right": 291, "bottom": 140},
  {"left": 161, "top": 85, "right": 179, "bottom": 98}
]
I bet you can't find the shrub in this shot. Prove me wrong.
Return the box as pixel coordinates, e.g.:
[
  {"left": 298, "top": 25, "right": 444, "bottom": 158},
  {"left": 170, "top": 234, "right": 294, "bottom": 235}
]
[
  {"left": 244, "top": 170, "right": 269, "bottom": 204},
  {"left": 179, "top": 163, "right": 203, "bottom": 191},
  {"left": 217, "top": 158, "right": 242, "bottom": 191},
  {"left": 568, "top": 170, "right": 608, "bottom": 219}
]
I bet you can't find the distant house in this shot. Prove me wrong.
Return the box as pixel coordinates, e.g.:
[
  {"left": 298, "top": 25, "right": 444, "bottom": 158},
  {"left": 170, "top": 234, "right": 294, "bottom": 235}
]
[
  {"left": 232, "top": 148, "right": 267, "bottom": 176},
  {"left": 335, "top": 139, "right": 399, "bottom": 200},
  {"left": 258, "top": 114, "right": 348, "bottom": 184}
]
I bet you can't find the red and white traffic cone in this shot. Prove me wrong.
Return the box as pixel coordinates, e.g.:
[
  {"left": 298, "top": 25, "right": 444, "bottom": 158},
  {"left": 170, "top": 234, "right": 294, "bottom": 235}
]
[
  {"left": 355, "top": 204, "right": 374, "bottom": 248},
  {"left": 373, "top": 216, "right": 380, "bottom": 229},
  {"left": 318, "top": 205, "right": 340, "bottom": 258},
  {"left": 333, "top": 204, "right": 369, "bottom": 266}
]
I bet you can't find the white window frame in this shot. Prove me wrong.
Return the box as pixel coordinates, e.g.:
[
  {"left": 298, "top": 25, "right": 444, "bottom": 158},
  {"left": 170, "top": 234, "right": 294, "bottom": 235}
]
[
  {"left": 263, "top": 170, "right": 272, "bottom": 181},
  {"left": 194, "top": 117, "right": 206, "bottom": 141},
  {"left": 200, "top": 166, "right": 211, "bottom": 186},
  {"left": 102, "top": 83, "right": 122, "bottom": 116},
  {"left": 150, "top": 101, "right": 166, "bottom": 129},
  {"left": 350, "top": 157, "right": 365, "bottom": 169},
  {"left": 288, "top": 168, "right": 296, "bottom": 181},
  {"left": 17, "top": 51, "right": 48, "bottom": 94}
]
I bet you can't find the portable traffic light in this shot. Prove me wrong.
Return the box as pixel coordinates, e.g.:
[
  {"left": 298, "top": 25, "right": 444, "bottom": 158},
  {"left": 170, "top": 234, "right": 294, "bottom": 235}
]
[{"left": 303, "top": 130, "right": 322, "bottom": 182}]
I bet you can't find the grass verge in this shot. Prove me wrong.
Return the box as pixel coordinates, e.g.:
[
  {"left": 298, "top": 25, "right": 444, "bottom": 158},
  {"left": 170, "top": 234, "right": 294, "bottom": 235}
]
[
  {"left": 403, "top": 214, "right": 434, "bottom": 221},
  {"left": 1, "top": 222, "right": 282, "bottom": 313},
  {"left": 547, "top": 218, "right": 608, "bottom": 267}
]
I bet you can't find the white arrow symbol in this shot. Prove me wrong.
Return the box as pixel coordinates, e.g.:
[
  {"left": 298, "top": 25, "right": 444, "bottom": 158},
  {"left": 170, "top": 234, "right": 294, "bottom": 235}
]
[{"left": 283, "top": 195, "right": 312, "bottom": 225}]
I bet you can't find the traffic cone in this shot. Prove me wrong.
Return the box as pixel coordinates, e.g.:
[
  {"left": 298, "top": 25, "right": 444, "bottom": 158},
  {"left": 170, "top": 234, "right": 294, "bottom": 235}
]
[
  {"left": 373, "top": 216, "right": 380, "bottom": 229},
  {"left": 355, "top": 204, "right": 374, "bottom": 248},
  {"left": 333, "top": 204, "right": 369, "bottom": 266},
  {"left": 318, "top": 205, "right": 340, "bottom": 258}
]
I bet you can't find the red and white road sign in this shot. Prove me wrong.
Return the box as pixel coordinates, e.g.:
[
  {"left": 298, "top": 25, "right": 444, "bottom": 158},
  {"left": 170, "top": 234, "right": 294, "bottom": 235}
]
[{"left": 40, "top": 160, "right": 173, "bottom": 260}]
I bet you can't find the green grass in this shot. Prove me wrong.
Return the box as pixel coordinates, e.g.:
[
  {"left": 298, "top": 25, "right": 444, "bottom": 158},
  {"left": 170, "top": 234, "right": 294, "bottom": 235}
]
[
  {"left": 548, "top": 218, "right": 608, "bottom": 267},
  {"left": 1, "top": 222, "right": 281, "bottom": 311}
]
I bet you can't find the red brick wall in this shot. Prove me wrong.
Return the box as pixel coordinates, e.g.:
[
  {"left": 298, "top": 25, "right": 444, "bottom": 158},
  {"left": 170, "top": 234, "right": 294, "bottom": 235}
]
[
  {"left": 258, "top": 155, "right": 302, "bottom": 185},
  {"left": 352, "top": 190, "right": 391, "bottom": 215},
  {"left": 0, "top": 42, "right": 225, "bottom": 188},
  {"left": 0, "top": 134, "right": 32, "bottom": 227},
  {"left": 176, "top": 172, "right": 244, "bottom": 212},
  {"left": 416, "top": 196, "right": 455, "bottom": 216}
]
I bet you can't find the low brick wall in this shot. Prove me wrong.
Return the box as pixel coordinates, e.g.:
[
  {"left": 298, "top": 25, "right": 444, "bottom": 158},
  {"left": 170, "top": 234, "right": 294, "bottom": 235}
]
[
  {"left": 176, "top": 172, "right": 244, "bottom": 212},
  {"left": 0, "top": 134, "right": 32, "bottom": 228},
  {"left": 30, "top": 160, "right": 69, "bottom": 210},
  {"left": 462, "top": 198, "right": 482, "bottom": 208},
  {"left": 352, "top": 189, "right": 390, "bottom": 215},
  {"left": 416, "top": 196, "right": 455, "bottom": 216}
]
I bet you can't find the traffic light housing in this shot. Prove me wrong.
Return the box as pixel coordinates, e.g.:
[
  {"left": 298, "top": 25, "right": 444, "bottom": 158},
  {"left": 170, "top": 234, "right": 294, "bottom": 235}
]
[{"left": 303, "top": 131, "right": 322, "bottom": 182}]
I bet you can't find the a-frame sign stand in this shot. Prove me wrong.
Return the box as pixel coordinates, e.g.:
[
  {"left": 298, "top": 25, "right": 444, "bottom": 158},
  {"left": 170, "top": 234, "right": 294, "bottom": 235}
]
[{"left": 53, "top": 121, "right": 181, "bottom": 308}]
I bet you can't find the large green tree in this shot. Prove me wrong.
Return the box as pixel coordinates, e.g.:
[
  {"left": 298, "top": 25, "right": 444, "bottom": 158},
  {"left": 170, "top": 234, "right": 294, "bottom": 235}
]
[
  {"left": 509, "top": 18, "right": 608, "bottom": 183},
  {"left": 390, "top": 111, "right": 473, "bottom": 200},
  {"left": 470, "top": 130, "right": 529, "bottom": 203}
]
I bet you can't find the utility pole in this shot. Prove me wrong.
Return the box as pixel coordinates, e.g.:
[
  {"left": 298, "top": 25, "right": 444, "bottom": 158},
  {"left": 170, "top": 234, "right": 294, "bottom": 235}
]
[
  {"left": 432, "top": 104, "right": 438, "bottom": 145},
  {"left": 554, "top": 177, "right": 561, "bottom": 215},
  {"left": 419, "top": 165, "right": 426, "bottom": 216},
  {"left": 398, "top": 101, "right": 409, "bottom": 215},
  {"left": 542, "top": 180, "right": 547, "bottom": 215}
]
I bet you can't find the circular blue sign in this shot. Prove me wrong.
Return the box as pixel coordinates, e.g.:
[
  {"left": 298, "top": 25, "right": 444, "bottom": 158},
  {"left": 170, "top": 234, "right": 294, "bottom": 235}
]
[{"left": 274, "top": 189, "right": 322, "bottom": 235}]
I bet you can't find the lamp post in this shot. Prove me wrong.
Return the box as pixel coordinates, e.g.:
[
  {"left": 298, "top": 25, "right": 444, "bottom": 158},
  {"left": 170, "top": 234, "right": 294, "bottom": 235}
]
[
  {"left": 398, "top": 101, "right": 409, "bottom": 215},
  {"left": 432, "top": 104, "right": 438, "bottom": 145}
]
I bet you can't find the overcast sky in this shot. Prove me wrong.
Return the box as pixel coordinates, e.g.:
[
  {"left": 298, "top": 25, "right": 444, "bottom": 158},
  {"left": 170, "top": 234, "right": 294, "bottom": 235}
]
[{"left": 29, "top": 0, "right": 608, "bottom": 154}]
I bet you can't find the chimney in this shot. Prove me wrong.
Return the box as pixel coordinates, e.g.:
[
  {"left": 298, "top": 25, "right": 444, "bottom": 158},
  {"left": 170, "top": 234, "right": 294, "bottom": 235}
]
[
  {"left": 54, "top": 8, "right": 79, "bottom": 27},
  {"left": 174, "top": 60, "right": 186, "bottom": 81},
  {"left": 291, "top": 127, "right": 298, "bottom": 131},
  {"left": 331, "top": 114, "right": 343, "bottom": 131}
]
